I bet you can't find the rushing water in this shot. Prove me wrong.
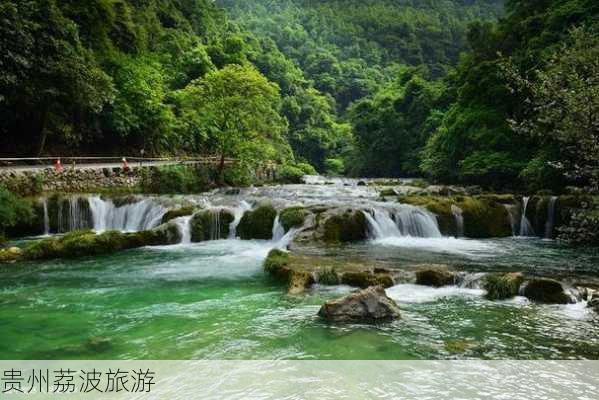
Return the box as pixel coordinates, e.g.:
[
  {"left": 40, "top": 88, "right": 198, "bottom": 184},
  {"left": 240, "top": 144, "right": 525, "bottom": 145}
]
[
  {"left": 3, "top": 179, "right": 599, "bottom": 360},
  {"left": 1, "top": 238, "right": 598, "bottom": 360}
]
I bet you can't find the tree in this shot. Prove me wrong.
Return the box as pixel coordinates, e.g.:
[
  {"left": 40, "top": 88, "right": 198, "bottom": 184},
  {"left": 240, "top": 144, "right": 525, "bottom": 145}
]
[
  {"left": 179, "top": 64, "right": 288, "bottom": 180},
  {"left": 504, "top": 27, "right": 599, "bottom": 189}
]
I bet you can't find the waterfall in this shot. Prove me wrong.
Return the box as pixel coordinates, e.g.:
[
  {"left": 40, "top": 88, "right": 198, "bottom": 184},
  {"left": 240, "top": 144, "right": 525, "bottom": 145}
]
[
  {"left": 545, "top": 196, "right": 558, "bottom": 239},
  {"left": 229, "top": 201, "right": 251, "bottom": 239},
  {"left": 504, "top": 204, "right": 518, "bottom": 236},
  {"left": 519, "top": 197, "right": 535, "bottom": 237},
  {"left": 272, "top": 214, "right": 286, "bottom": 242},
  {"left": 88, "top": 196, "right": 167, "bottom": 232},
  {"left": 175, "top": 216, "right": 192, "bottom": 244},
  {"left": 211, "top": 209, "right": 221, "bottom": 240},
  {"left": 42, "top": 198, "right": 50, "bottom": 235},
  {"left": 364, "top": 206, "right": 442, "bottom": 239},
  {"left": 451, "top": 205, "right": 464, "bottom": 238}
]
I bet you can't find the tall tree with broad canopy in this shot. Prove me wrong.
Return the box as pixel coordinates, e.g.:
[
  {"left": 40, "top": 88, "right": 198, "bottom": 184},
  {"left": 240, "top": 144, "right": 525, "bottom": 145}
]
[{"left": 179, "top": 64, "right": 288, "bottom": 180}]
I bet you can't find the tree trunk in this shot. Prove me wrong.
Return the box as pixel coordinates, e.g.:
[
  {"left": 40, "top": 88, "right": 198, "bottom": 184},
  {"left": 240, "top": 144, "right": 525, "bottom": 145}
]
[{"left": 218, "top": 153, "right": 226, "bottom": 185}]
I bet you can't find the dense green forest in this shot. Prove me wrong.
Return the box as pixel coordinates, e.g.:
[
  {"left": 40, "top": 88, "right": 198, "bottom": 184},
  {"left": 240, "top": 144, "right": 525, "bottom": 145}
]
[{"left": 1, "top": 0, "right": 597, "bottom": 191}]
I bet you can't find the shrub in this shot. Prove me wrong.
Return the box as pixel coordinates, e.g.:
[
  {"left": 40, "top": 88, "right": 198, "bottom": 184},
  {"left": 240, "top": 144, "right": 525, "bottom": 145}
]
[
  {"left": 325, "top": 158, "right": 345, "bottom": 176},
  {"left": 141, "top": 165, "right": 211, "bottom": 194},
  {"left": 0, "top": 186, "right": 34, "bottom": 238},
  {"left": 318, "top": 267, "right": 340, "bottom": 285},
  {"left": 278, "top": 162, "right": 318, "bottom": 184},
  {"left": 558, "top": 208, "right": 599, "bottom": 246}
]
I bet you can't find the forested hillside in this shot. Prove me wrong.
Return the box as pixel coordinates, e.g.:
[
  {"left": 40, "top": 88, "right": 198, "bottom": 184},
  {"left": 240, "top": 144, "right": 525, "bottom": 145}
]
[{"left": 1, "top": 0, "right": 597, "bottom": 192}]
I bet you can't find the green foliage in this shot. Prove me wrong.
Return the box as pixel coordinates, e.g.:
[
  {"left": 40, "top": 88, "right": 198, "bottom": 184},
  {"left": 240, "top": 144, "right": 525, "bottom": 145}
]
[
  {"left": 325, "top": 159, "right": 345, "bottom": 176},
  {"left": 278, "top": 162, "right": 316, "bottom": 184},
  {"left": 237, "top": 203, "right": 277, "bottom": 240},
  {"left": 318, "top": 267, "right": 340, "bottom": 286},
  {"left": 483, "top": 273, "right": 524, "bottom": 300},
  {"left": 177, "top": 64, "right": 290, "bottom": 179},
  {"left": 558, "top": 201, "right": 599, "bottom": 246},
  {"left": 141, "top": 165, "right": 211, "bottom": 194},
  {"left": 280, "top": 207, "right": 307, "bottom": 232},
  {"left": 0, "top": 186, "right": 34, "bottom": 236}
]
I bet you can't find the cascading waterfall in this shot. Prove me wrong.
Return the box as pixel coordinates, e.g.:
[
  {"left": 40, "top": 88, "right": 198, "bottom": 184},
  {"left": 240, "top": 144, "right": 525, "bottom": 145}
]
[
  {"left": 211, "top": 209, "right": 221, "bottom": 240},
  {"left": 451, "top": 205, "right": 464, "bottom": 238},
  {"left": 545, "top": 196, "right": 558, "bottom": 239},
  {"left": 364, "top": 206, "right": 442, "bottom": 239},
  {"left": 42, "top": 198, "right": 50, "bottom": 235},
  {"left": 175, "top": 216, "right": 192, "bottom": 244},
  {"left": 519, "top": 197, "right": 534, "bottom": 237},
  {"left": 229, "top": 201, "right": 252, "bottom": 239},
  {"left": 88, "top": 196, "right": 167, "bottom": 232},
  {"left": 504, "top": 204, "right": 519, "bottom": 236},
  {"left": 272, "top": 214, "right": 286, "bottom": 242}
]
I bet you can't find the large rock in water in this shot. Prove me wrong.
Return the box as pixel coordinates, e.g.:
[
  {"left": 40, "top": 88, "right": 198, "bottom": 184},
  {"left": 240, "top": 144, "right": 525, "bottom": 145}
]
[
  {"left": 237, "top": 203, "right": 277, "bottom": 240},
  {"left": 523, "top": 278, "right": 574, "bottom": 304},
  {"left": 483, "top": 272, "right": 524, "bottom": 300},
  {"left": 416, "top": 265, "right": 455, "bottom": 287},
  {"left": 318, "top": 286, "right": 401, "bottom": 323}
]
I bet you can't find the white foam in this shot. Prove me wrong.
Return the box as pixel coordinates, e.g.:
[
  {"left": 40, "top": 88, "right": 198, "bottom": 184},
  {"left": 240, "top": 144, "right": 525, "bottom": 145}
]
[
  {"left": 372, "top": 236, "right": 498, "bottom": 256},
  {"left": 386, "top": 284, "right": 485, "bottom": 304}
]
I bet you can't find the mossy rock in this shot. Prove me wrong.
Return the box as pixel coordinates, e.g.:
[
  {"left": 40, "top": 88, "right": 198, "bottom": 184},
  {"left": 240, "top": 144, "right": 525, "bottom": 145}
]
[
  {"left": 323, "top": 210, "right": 368, "bottom": 243},
  {"left": 318, "top": 267, "right": 340, "bottom": 285},
  {"left": 523, "top": 278, "right": 573, "bottom": 304},
  {"left": 483, "top": 272, "right": 524, "bottom": 300},
  {"left": 397, "top": 196, "right": 456, "bottom": 236},
  {"left": 161, "top": 206, "right": 196, "bottom": 224},
  {"left": 0, "top": 247, "right": 23, "bottom": 264},
  {"left": 263, "top": 249, "right": 314, "bottom": 294},
  {"left": 264, "top": 249, "right": 290, "bottom": 276},
  {"left": 237, "top": 204, "right": 277, "bottom": 240},
  {"left": 416, "top": 266, "right": 455, "bottom": 287},
  {"left": 340, "top": 271, "right": 394, "bottom": 289},
  {"left": 457, "top": 196, "right": 513, "bottom": 238},
  {"left": 190, "top": 209, "right": 234, "bottom": 242},
  {"left": 379, "top": 188, "right": 397, "bottom": 197},
  {"left": 21, "top": 223, "right": 181, "bottom": 261},
  {"left": 280, "top": 207, "right": 307, "bottom": 232}
]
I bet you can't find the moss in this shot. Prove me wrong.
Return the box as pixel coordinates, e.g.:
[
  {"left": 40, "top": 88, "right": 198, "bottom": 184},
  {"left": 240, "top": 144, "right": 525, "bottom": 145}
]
[
  {"left": 190, "top": 209, "right": 234, "bottom": 242},
  {"left": 379, "top": 188, "right": 397, "bottom": 197},
  {"left": 263, "top": 249, "right": 314, "bottom": 293},
  {"left": 483, "top": 273, "right": 524, "bottom": 300},
  {"left": 21, "top": 223, "right": 180, "bottom": 261},
  {"left": 458, "top": 196, "right": 512, "bottom": 238},
  {"left": 161, "top": 206, "right": 195, "bottom": 224},
  {"left": 523, "top": 278, "right": 572, "bottom": 304},
  {"left": 416, "top": 266, "right": 455, "bottom": 287},
  {"left": 323, "top": 210, "right": 368, "bottom": 243},
  {"left": 264, "top": 249, "right": 290, "bottom": 276},
  {"left": 0, "top": 247, "right": 23, "bottom": 263},
  {"left": 318, "top": 267, "right": 340, "bottom": 285},
  {"left": 340, "top": 271, "right": 394, "bottom": 288},
  {"left": 237, "top": 204, "right": 277, "bottom": 240},
  {"left": 280, "top": 207, "right": 307, "bottom": 231}
]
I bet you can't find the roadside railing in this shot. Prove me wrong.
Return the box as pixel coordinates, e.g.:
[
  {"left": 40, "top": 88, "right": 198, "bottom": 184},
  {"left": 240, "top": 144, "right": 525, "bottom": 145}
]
[{"left": 0, "top": 156, "right": 236, "bottom": 170}]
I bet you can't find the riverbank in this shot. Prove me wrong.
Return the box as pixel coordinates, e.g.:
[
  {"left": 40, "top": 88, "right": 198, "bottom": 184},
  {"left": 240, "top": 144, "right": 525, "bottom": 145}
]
[{"left": 1, "top": 177, "right": 598, "bottom": 360}]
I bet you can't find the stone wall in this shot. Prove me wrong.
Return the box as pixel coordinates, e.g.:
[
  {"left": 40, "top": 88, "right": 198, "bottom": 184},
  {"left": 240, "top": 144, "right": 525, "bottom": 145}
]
[{"left": 0, "top": 166, "right": 146, "bottom": 195}]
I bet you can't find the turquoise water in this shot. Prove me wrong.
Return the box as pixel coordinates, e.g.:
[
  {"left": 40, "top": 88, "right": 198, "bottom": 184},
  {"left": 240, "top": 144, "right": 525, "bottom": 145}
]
[{"left": 1, "top": 238, "right": 598, "bottom": 360}]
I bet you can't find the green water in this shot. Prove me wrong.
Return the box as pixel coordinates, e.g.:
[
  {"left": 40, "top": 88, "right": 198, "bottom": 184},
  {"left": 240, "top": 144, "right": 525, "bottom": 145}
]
[{"left": 1, "top": 239, "right": 598, "bottom": 360}]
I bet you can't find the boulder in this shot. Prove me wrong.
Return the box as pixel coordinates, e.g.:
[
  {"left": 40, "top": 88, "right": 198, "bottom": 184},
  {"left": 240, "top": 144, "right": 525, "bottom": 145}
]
[
  {"left": 0, "top": 247, "right": 23, "bottom": 264},
  {"left": 483, "top": 272, "right": 524, "bottom": 300},
  {"left": 190, "top": 209, "right": 234, "bottom": 242},
  {"left": 416, "top": 266, "right": 455, "bottom": 287},
  {"left": 523, "top": 278, "right": 574, "bottom": 304},
  {"left": 237, "top": 203, "right": 277, "bottom": 240},
  {"left": 341, "top": 271, "right": 394, "bottom": 288},
  {"left": 321, "top": 209, "right": 368, "bottom": 243},
  {"left": 161, "top": 206, "right": 196, "bottom": 224},
  {"left": 587, "top": 293, "right": 599, "bottom": 313},
  {"left": 263, "top": 249, "right": 314, "bottom": 294},
  {"left": 318, "top": 286, "right": 401, "bottom": 323},
  {"left": 280, "top": 207, "right": 307, "bottom": 232}
]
